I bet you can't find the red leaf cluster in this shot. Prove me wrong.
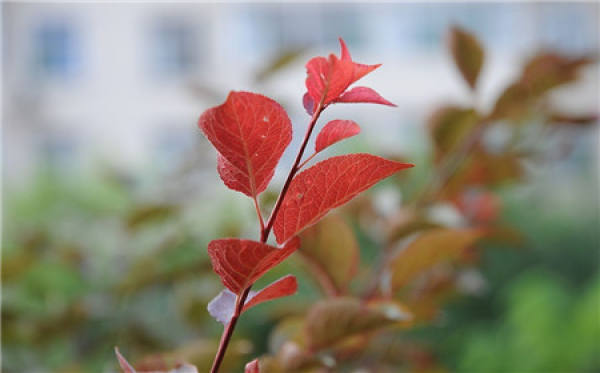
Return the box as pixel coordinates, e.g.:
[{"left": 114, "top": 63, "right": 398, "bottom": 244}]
[
  {"left": 195, "top": 38, "right": 414, "bottom": 371},
  {"left": 303, "top": 38, "right": 395, "bottom": 114}
]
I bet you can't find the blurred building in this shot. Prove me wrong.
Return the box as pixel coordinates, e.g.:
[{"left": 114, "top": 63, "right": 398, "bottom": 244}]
[{"left": 2, "top": 3, "right": 598, "bottom": 183}]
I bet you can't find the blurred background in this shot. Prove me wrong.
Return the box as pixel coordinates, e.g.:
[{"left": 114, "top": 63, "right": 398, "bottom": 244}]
[{"left": 2, "top": 2, "right": 599, "bottom": 373}]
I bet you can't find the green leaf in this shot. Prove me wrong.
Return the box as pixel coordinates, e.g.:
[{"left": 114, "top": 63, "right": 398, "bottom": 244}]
[{"left": 441, "top": 149, "right": 523, "bottom": 199}]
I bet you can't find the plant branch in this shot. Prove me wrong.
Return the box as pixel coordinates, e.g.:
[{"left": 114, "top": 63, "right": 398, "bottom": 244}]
[
  {"left": 263, "top": 102, "right": 325, "bottom": 241},
  {"left": 209, "top": 286, "right": 252, "bottom": 373},
  {"left": 412, "top": 119, "right": 488, "bottom": 208},
  {"left": 210, "top": 101, "right": 325, "bottom": 373},
  {"left": 252, "top": 196, "right": 265, "bottom": 234},
  {"left": 297, "top": 151, "right": 318, "bottom": 171}
]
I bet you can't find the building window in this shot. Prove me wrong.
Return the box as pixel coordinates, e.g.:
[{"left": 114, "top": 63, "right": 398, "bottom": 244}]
[
  {"left": 34, "top": 22, "right": 78, "bottom": 78},
  {"left": 153, "top": 124, "right": 195, "bottom": 170},
  {"left": 150, "top": 19, "right": 197, "bottom": 77},
  {"left": 39, "top": 131, "right": 80, "bottom": 171}
]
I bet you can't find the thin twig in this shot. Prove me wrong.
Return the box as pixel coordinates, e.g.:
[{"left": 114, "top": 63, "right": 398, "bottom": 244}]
[
  {"left": 252, "top": 195, "right": 265, "bottom": 234},
  {"left": 262, "top": 102, "right": 325, "bottom": 241},
  {"left": 297, "top": 151, "right": 318, "bottom": 171},
  {"left": 209, "top": 286, "right": 252, "bottom": 373}
]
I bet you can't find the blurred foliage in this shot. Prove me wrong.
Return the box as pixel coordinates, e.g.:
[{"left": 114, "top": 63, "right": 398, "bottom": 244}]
[{"left": 3, "top": 25, "right": 599, "bottom": 373}]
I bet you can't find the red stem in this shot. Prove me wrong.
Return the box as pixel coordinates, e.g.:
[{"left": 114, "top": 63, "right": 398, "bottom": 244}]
[
  {"left": 262, "top": 102, "right": 324, "bottom": 241},
  {"left": 209, "top": 101, "right": 325, "bottom": 373},
  {"left": 209, "top": 286, "right": 252, "bottom": 373}
]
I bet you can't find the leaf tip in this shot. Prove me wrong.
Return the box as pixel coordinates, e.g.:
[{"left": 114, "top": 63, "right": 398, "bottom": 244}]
[
  {"left": 339, "top": 37, "right": 350, "bottom": 60},
  {"left": 245, "top": 358, "right": 260, "bottom": 373},
  {"left": 114, "top": 347, "right": 136, "bottom": 373}
]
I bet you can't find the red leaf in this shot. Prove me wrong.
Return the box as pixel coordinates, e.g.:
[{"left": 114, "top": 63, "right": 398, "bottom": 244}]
[
  {"left": 338, "top": 38, "right": 381, "bottom": 82},
  {"left": 245, "top": 359, "right": 260, "bottom": 373},
  {"left": 208, "top": 275, "right": 298, "bottom": 324},
  {"left": 244, "top": 274, "right": 297, "bottom": 310},
  {"left": 198, "top": 91, "right": 292, "bottom": 197},
  {"left": 305, "top": 54, "right": 354, "bottom": 106},
  {"left": 304, "top": 38, "right": 383, "bottom": 107},
  {"left": 207, "top": 237, "right": 300, "bottom": 294},
  {"left": 315, "top": 120, "right": 361, "bottom": 153},
  {"left": 335, "top": 86, "right": 396, "bottom": 107},
  {"left": 273, "top": 154, "right": 414, "bottom": 243},
  {"left": 115, "top": 347, "right": 136, "bottom": 373}
]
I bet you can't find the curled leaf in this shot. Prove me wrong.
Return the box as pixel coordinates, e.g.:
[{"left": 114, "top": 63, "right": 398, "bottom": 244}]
[
  {"left": 207, "top": 275, "right": 298, "bottom": 325},
  {"left": 207, "top": 289, "right": 239, "bottom": 325},
  {"left": 207, "top": 237, "right": 300, "bottom": 294},
  {"left": 315, "top": 120, "right": 361, "bottom": 153},
  {"left": 274, "top": 154, "right": 413, "bottom": 244},
  {"left": 303, "top": 92, "right": 315, "bottom": 115}
]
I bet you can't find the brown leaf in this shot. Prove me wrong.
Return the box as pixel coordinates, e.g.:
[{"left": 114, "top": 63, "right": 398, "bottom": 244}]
[
  {"left": 389, "top": 228, "right": 485, "bottom": 290},
  {"left": 490, "top": 52, "right": 593, "bottom": 122},
  {"left": 489, "top": 81, "right": 534, "bottom": 122},
  {"left": 304, "top": 297, "right": 408, "bottom": 350},
  {"left": 428, "top": 106, "right": 479, "bottom": 163},
  {"left": 126, "top": 204, "right": 177, "bottom": 231},
  {"left": 522, "top": 52, "right": 592, "bottom": 96},
  {"left": 255, "top": 47, "right": 306, "bottom": 82},
  {"left": 441, "top": 149, "right": 523, "bottom": 199},
  {"left": 549, "top": 112, "right": 598, "bottom": 126},
  {"left": 386, "top": 219, "right": 443, "bottom": 245},
  {"left": 449, "top": 26, "right": 485, "bottom": 90},
  {"left": 298, "top": 214, "right": 359, "bottom": 295}
]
